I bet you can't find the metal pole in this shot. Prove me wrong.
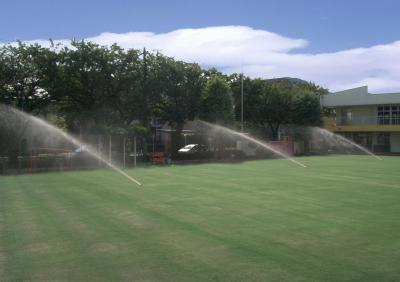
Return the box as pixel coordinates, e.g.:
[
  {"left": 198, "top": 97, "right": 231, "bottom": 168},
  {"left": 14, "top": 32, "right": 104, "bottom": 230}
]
[
  {"left": 123, "top": 136, "right": 126, "bottom": 169},
  {"left": 152, "top": 133, "right": 156, "bottom": 165},
  {"left": 108, "top": 135, "right": 112, "bottom": 164},
  {"left": 134, "top": 136, "right": 137, "bottom": 167},
  {"left": 97, "top": 135, "right": 101, "bottom": 167},
  {"left": 241, "top": 73, "right": 244, "bottom": 132},
  {"left": 18, "top": 156, "right": 22, "bottom": 174},
  {"left": 152, "top": 134, "right": 155, "bottom": 153}
]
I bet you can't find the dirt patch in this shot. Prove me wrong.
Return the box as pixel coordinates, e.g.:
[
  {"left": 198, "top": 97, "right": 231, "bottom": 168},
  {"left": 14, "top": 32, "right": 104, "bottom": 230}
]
[
  {"left": 31, "top": 269, "right": 69, "bottom": 282},
  {"left": 35, "top": 191, "right": 96, "bottom": 238},
  {"left": 66, "top": 222, "right": 93, "bottom": 237},
  {"left": 89, "top": 242, "right": 126, "bottom": 255},
  {"left": 20, "top": 221, "right": 40, "bottom": 234},
  {"left": 111, "top": 209, "right": 151, "bottom": 229},
  {"left": 24, "top": 242, "right": 53, "bottom": 254}
]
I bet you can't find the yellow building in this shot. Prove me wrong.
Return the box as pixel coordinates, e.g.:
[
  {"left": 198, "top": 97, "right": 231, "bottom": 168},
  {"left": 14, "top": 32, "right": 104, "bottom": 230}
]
[{"left": 321, "top": 86, "right": 400, "bottom": 153}]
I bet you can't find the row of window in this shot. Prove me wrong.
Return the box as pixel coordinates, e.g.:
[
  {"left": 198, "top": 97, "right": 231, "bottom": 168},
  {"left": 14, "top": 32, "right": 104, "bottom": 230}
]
[{"left": 377, "top": 105, "right": 400, "bottom": 125}]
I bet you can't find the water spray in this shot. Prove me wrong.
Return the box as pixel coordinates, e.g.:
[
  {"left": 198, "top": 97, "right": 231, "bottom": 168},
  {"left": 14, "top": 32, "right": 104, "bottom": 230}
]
[
  {"left": 312, "top": 127, "right": 383, "bottom": 161},
  {"left": 1, "top": 105, "right": 142, "bottom": 186},
  {"left": 198, "top": 121, "right": 307, "bottom": 168}
]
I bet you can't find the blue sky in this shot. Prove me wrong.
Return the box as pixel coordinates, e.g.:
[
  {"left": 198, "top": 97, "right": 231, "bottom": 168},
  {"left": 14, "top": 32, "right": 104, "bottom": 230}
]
[
  {"left": 2, "top": 0, "right": 400, "bottom": 52},
  {"left": 1, "top": 0, "right": 400, "bottom": 92}
]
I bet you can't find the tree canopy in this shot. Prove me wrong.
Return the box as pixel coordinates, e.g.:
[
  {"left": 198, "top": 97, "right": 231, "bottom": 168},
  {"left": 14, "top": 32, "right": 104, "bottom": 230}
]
[
  {"left": 0, "top": 40, "right": 327, "bottom": 151},
  {"left": 200, "top": 76, "right": 233, "bottom": 124}
]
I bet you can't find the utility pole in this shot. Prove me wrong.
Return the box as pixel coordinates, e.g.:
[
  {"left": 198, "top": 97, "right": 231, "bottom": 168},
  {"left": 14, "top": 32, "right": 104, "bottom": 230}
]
[
  {"left": 123, "top": 136, "right": 126, "bottom": 169},
  {"left": 241, "top": 73, "right": 244, "bottom": 132},
  {"left": 108, "top": 135, "right": 112, "bottom": 164},
  {"left": 133, "top": 136, "right": 137, "bottom": 167}
]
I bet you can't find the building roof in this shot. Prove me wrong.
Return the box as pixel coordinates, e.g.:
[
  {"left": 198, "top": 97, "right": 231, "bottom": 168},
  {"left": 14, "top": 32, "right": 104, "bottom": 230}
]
[{"left": 321, "top": 86, "right": 400, "bottom": 107}]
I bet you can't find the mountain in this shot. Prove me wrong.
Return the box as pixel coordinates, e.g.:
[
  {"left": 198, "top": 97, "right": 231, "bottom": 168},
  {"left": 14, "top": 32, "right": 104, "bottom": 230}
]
[{"left": 265, "top": 77, "right": 309, "bottom": 86}]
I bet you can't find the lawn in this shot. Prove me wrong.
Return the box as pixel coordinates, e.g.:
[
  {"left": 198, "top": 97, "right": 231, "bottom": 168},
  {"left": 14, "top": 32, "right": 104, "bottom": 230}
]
[{"left": 1, "top": 155, "right": 400, "bottom": 281}]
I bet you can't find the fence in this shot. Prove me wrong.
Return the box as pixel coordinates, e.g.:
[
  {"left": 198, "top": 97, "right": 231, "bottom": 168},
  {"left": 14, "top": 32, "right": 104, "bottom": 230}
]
[
  {"left": 0, "top": 153, "right": 148, "bottom": 175},
  {"left": 267, "top": 140, "right": 294, "bottom": 156}
]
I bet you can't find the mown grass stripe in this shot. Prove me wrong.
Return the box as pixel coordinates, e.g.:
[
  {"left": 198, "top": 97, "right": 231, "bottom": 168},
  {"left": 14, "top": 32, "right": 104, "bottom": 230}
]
[{"left": 1, "top": 156, "right": 400, "bottom": 281}]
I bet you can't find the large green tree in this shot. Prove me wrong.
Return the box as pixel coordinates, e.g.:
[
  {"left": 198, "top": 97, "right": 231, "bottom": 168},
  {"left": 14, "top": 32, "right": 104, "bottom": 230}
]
[
  {"left": 56, "top": 41, "right": 133, "bottom": 133},
  {"left": 229, "top": 75, "right": 266, "bottom": 130},
  {"left": 291, "top": 90, "right": 322, "bottom": 126},
  {"left": 247, "top": 80, "right": 323, "bottom": 139},
  {"left": 0, "top": 40, "right": 327, "bottom": 160},
  {"left": 154, "top": 56, "right": 205, "bottom": 153},
  {"left": 0, "top": 43, "right": 58, "bottom": 112},
  {"left": 200, "top": 76, "right": 234, "bottom": 124},
  {"left": 251, "top": 83, "right": 293, "bottom": 140},
  {"left": 0, "top": 43, "right": 61, "bottom": 160}
]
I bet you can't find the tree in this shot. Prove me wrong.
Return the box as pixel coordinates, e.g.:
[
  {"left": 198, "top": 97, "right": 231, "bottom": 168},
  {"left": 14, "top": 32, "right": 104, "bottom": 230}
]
[
  {"left": 56, "top": 41, "right": 130, "bottom": 133},
  {"left": 0, "top": 43, "right": 56, "bottom": 112},
  {"left": 200, "top": 76, "right": 234, "bottom": 124},
  {"left": 154, "top": 56, "right": 205, "bottom": 153},
  {"left": 248, "top": 79, "right": 324, "bottom": 139},
  {"left": 252, "top": 83, "right": 293, "bottom": 140},
  {"left": 106, "top": 46, "right": 144, "bottom": 129},
  {"left": 291, "top": 90, "right": 322, "bottom": 126},
  {"left": 0, "top": 43, "right": 61, "bottom": 161},
  {"left": 229, "top": 75, "right": 266, "bottom": 129},
  {"left": 0, "top": 40, "right": 328, "bottom": 161}
]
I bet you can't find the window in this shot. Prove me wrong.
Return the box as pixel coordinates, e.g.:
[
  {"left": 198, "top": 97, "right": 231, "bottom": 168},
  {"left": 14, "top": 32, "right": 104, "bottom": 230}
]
[
  {"left": 377, "top": 105, "right": 399, "bottom": 125},
  {"left": 375, "top": 132, "right": 391, "bottom": 153},
  {"left": 340, "top": 108, "right": 352, "bottom": 125},
  {"left": 377, "top": 133, "right": 390, "bottom": 146},
  {"left": 353, "top": 133, "right": 373, "bottom": 149},
  {"left": 392, "top": 106, "right": 399, "bottom": 125}
]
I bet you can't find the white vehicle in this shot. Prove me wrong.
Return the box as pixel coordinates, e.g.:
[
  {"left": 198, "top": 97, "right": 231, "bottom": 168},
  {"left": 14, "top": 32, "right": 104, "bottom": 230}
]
[
  {"left": 74, "top": 145, "right": 88, "bottom": 153},
  {"left": 178, "top": 144, "right": 205, "bottom": 154},
  {"left": 71, "top": 145, "right": 90, "bottom": 157}
]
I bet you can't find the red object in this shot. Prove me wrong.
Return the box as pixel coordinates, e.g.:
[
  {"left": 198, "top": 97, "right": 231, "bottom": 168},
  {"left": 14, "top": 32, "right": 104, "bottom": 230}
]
[
  {"left": 268, "top": 140, "right": 294, "bottom": 156},
  {"left": 151, "top": 152, "right": 165, "bottom": 164}
]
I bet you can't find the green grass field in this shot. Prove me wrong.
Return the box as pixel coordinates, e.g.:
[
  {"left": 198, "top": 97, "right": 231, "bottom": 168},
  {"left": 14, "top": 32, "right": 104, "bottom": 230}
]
[{"left": 1, "top": 155, "right": 400, "bottom": 281}]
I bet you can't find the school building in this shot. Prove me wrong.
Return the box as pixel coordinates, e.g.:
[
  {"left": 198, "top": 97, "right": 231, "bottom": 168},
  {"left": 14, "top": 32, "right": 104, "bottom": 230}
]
[{"left": 321, "top": 86, "right": 400, "bottom": 153}]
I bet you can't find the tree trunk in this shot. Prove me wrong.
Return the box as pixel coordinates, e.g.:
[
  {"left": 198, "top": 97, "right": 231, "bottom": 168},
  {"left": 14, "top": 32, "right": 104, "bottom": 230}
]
[{"left": 268, "top": 123, "right": 280, "bottom": 141}]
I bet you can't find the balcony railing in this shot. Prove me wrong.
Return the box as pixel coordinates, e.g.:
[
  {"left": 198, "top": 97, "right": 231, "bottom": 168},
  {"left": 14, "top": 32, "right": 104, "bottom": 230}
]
[{"left": 336, "top": 117, "right": 400, "bottom": 126}]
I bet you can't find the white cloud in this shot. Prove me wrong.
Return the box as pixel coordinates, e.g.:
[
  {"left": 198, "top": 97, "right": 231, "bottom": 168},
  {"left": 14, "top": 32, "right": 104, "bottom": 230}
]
[{"left": 5, "top": 26, "right": 400, "bottom": 93}]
